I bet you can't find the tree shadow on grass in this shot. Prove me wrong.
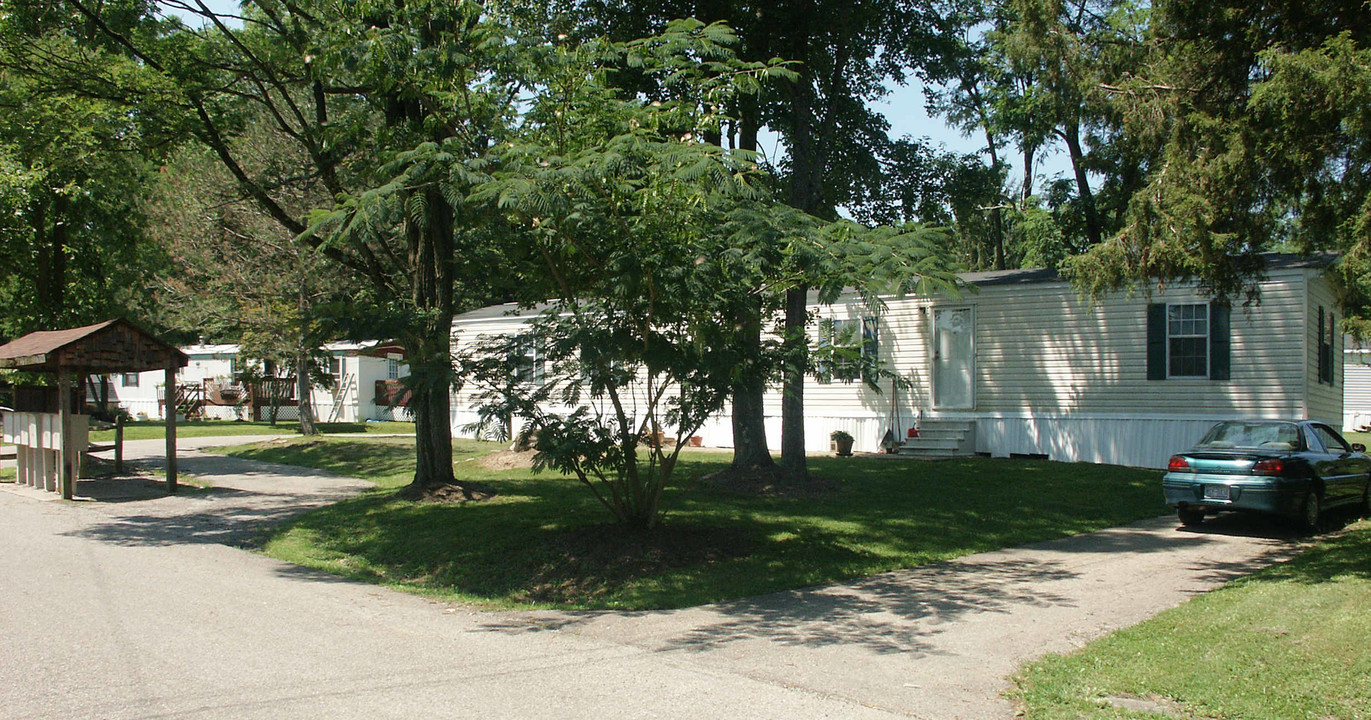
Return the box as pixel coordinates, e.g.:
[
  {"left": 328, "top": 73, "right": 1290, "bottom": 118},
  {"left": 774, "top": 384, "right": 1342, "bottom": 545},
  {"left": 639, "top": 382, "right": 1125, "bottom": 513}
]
[
  {"left": 1252, "top": 520, "right": 1371, "bottom": 584},
  {"left": 669, "top": 557, "right": 1081, "bottom": 655},
  {"left": 478, "top": 556, "right": 1081, "bottom": 658},
  {"left": 475, "top": 511, "right": 1305, "bottom": 657}
]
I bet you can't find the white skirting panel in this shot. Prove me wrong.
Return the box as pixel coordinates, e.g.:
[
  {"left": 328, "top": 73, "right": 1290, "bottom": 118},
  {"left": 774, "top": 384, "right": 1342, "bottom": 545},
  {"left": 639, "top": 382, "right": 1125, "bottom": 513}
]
[
  {"left": 200, "top": 405, "right": 242, "bottom": 421},
  {"left": 975, "top": 415, "right": 1228, "bottom": 469},
  {"left": 641, "top": 413, "right": 891, "bottom": 454},
  {"left": 117, "top": 399, "right": 164, "bottom": 420},
  {"left": 450, "top": 408, "right": 894, "bottom": 453},
  {"left": 452, "top": 401, "right": 1239, "bottom": 467},
  {"left": 1345, "top": 411, "right": 1371, "bottom": 433}
]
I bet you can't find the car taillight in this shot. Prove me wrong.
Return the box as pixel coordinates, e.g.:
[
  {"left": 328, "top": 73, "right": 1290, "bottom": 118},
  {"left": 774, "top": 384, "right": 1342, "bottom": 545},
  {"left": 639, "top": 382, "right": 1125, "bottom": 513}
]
[
  {"left": 1252, "top": 459, "right": 1285, "bottom": 476},
  {"left": 1168, "top": 455, "right": 1191, "bottom": 472}
]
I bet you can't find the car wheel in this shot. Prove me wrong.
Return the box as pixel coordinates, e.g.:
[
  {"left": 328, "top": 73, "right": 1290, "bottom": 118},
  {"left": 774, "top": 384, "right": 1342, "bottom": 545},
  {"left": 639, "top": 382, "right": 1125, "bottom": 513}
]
[
  {"left": 1361, "top": 481, "right": 1370, "bottom": 518},
  {"left": 1177, "top": 507, "right": 1205, "bottom": 527},
  {"left": 1301, "top": 491, "right": 1323, "bottom": 533}
]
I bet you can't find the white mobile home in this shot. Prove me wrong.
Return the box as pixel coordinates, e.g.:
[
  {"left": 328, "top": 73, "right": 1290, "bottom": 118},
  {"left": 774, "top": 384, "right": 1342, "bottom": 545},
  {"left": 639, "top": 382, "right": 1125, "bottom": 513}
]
[
  {"left": 1343, "top": 340, "right": 1371, "bottom": 431},
  {"left": 104, "top": 341, "right": 412, "bottom": 423},
  {"left": 448, "top": 254, "right": 1341, "bottom": 470},
  {"left": 101, "top": 344, "right": 237, "bottom": 420}
]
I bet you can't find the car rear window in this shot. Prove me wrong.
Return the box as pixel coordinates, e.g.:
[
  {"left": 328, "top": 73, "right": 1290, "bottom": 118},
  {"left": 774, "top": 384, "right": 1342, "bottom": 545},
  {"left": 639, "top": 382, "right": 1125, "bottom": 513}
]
[{"left": 1195, "top": 422, "right": 1303, "bottom": 451}]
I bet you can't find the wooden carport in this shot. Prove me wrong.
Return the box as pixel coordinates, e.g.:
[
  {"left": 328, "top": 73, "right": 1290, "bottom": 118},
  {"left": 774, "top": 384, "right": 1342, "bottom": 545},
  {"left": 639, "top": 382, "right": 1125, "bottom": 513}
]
[{"left": 0, "top": 319, "right": 188, "bottom": 498}]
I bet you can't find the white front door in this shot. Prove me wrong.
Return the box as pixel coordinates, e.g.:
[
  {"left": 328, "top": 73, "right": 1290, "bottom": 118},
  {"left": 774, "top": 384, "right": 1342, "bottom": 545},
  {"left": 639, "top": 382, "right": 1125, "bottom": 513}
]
[{"left": 932, "top": 307, "right": 975, "bottom": 410}]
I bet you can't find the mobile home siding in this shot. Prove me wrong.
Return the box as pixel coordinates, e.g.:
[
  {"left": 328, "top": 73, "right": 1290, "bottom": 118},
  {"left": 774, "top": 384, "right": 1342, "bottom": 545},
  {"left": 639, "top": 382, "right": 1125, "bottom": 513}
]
[
  {"left": 448, "top": 261, "right": 1335, "bottom": 469},
  {"left": 1306, "top": 274, "right": 1344, "bottom": 426},
  {"left": 791, "top": 271, "right": 1314, "bottom": 466},
  {"left": 972, "top": 273, "right": 1308, "bottom": 417},
  {"left": 1345, "top": 349, "right": 1371, "bottom": 431}
]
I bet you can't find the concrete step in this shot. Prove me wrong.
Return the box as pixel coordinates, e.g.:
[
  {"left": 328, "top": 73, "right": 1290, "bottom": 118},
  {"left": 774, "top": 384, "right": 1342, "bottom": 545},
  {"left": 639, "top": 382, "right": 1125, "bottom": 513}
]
[
  {"left": 898, "top": 446, "right": 971, "bottom": 458},
  {"left": 899, "top": 438, "right": 963, "bottom": 452},
  {"left": 915, "top": 421, "right": 975, "bottom": 431},
  {"left": 905, "top": 429, "right": 966, "bottom": 441},
  {"left": 898, "top": 420, "right": 975, "bottom": 458}
]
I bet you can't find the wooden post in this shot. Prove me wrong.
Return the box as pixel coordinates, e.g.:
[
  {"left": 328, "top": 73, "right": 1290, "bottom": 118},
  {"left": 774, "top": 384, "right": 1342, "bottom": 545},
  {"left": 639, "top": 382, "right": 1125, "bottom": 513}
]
[
  {"left": 58, "top": 370, "right": 74, "bottom": 500},
  {"left": 114, "top": 414, "right": 124, "bottom": 473},
  {"left": 165, "top": 365, "right": 177, "bottom": 494}
]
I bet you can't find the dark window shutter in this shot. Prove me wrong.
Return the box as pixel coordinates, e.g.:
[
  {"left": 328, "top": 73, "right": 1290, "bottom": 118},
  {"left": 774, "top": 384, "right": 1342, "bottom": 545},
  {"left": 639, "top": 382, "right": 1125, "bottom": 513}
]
[
  {"left": 1209, "top": 302, "right": 1230, "bottom": 380},
  {"left": 1317, "top": 307, "right": 1331, "bottom": 384},
  {"left": 1147, "top": 303, "right": 1166, "bottom": 380},
  {"left": 1330, "top": 312, "right": 1337, "bottom": 386}
]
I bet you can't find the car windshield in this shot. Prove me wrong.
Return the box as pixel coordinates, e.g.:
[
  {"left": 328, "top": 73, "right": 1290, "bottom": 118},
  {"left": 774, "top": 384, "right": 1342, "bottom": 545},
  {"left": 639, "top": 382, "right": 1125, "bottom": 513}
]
[{"left": 1195, "top": 422, "right": 1302, "bottom": 451}]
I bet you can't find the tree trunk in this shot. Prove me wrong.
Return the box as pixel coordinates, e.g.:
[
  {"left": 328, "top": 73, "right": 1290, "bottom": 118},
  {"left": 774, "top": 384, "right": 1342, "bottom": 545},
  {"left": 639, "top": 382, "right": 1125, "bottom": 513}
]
[
  {"left": 780, "top": 24, "right": 820, "bottom": 475},
  {"left": 991, "top": 207, "right": 1006, "bottom": 271},
  {"left": 33, "top": 194, "right": 69, "bottom": 322},
  {"left": 296, "top": 281, "right": 320, "bottom": 436},
  {"left": 268, "top": 379, "right": 280, "bottom": 425},
  {"left": 780, "top": 285, "right": 809, "bottom": 471},
  {"left": 1061, "top": 121, "right": 1102, "bottom": 246},
  {"left": 407, "top": 333, "right": 458, "bottom": 491},
  {"left": 730, "top": 297, "right": 773, "bottom": 470},
  {"left": 404, "top": 186, "right": 463, "bottom": 495},
  {"left": 296, "top": 350, "right": 319, "bottom": 435},
  {"left": 729, "top": 98, "right": 774, "bottom": 471},
  {"left": 979, "top": 125, "right": 1007, "bottom": 271}
]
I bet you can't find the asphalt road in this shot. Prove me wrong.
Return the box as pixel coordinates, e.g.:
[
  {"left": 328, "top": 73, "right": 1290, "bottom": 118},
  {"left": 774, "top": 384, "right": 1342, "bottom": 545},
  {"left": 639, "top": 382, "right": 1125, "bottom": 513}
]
[{"left": 0, "top": 439, "right": 1304, "bottom": 719}]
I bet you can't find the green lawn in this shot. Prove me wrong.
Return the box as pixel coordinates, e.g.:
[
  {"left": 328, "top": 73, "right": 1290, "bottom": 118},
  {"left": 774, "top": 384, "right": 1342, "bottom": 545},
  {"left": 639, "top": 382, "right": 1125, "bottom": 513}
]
[
  {"left": 225, "top": 437, "right": 1168, "bottom": 610},
  {"left": 89, "top": 420, "right": 415, "bottom": 442},
  {"left": 1, "top": 466, "right": 13, "bottom": 483},
  {"left": 1013, "top": 519, "right": 1371, "bottom": 720}
]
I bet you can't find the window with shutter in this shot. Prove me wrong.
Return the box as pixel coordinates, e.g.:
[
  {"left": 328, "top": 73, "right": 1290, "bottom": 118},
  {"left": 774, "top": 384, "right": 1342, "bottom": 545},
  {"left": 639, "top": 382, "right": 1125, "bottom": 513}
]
[
  {"left": 1147, "top": 302, "right": 1230, "bottom": 381},
  {"left": 1317, "top": 306, "right": 1336, "bottom": 386},
  {"left": 1167, "top": 304, "right": 1209, "bottom": 377}
]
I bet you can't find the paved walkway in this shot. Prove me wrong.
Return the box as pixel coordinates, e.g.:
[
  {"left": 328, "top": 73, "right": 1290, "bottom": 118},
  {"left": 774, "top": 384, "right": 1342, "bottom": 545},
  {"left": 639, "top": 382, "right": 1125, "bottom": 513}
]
[{"left": 0, "top": 438, "right": 1304, "bottom": 719}]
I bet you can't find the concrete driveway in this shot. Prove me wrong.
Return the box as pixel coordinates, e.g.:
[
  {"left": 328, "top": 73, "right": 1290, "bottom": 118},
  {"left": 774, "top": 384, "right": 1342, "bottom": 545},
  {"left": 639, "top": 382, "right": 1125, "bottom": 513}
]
[{"left": 0, "top": 439, "right": 1304, "bottom": 719}]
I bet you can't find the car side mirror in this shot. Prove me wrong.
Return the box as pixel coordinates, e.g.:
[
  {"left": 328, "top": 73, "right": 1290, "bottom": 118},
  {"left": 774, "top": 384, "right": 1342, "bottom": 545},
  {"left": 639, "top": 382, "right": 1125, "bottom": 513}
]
[{"left": 1353, "top": 443, "right": 1366, "bottom": 453}]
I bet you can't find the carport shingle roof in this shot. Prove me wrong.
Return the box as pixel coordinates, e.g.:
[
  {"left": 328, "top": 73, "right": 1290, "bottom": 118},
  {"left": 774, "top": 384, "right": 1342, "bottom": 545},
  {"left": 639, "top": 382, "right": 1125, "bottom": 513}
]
[{"left": 0, "top": 319, "right": 188, "bottom": 374}]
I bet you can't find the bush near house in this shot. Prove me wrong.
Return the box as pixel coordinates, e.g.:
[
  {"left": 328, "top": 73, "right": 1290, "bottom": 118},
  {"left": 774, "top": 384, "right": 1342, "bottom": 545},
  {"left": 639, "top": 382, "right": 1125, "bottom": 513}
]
[{"left": 224, "top": 437, "right": 1167, "bottom": 610}]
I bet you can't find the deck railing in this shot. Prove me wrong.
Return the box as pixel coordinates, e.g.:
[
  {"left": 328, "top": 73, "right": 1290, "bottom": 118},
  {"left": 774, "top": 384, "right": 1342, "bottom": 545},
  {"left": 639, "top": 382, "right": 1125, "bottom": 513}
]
[{"left": 374, "top": 379, "right": 411, "bottom": 407}]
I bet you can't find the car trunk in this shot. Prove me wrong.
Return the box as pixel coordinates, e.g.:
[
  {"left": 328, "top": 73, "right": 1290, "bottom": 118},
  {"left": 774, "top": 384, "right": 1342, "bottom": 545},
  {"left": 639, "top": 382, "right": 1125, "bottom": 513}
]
[{"left": 1179, "top": 451, "right": 1283, "bottom": 475}]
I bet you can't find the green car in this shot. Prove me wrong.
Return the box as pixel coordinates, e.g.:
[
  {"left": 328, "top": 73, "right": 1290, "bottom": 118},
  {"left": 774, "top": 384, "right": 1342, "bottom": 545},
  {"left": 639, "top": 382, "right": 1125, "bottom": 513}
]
[{"left": 1162, "top": 420, "right": 1371, "bottom": 530}]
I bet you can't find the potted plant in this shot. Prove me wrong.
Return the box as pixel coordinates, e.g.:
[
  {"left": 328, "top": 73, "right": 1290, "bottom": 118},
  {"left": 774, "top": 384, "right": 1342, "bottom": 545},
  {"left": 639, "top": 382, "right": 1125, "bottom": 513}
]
[{"left": 831, "top": 429, "right": 855, "bottom": 457}]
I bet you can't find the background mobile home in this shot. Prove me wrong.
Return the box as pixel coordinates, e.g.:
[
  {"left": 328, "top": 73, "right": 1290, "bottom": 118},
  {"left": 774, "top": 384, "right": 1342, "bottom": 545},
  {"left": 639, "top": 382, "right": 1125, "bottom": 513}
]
[
  {"left": 1344, "top": 339, "right": 1371, "bottom": 432},
  {"left": 105, "top": 341, "right": 412, "bottom": 423},
  {"left": 449, "top": 254, "right": 1340, "bottom": 470}
]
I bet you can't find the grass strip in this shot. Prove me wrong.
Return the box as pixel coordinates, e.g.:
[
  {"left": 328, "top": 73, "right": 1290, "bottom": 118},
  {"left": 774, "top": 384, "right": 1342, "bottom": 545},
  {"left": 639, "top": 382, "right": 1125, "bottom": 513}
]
[
  {"left": 1013, "top": 520, "right": 1371, "bottom": 720},
  {"left": 226, "top": 437, "right": 1168, "bottom": 610}
]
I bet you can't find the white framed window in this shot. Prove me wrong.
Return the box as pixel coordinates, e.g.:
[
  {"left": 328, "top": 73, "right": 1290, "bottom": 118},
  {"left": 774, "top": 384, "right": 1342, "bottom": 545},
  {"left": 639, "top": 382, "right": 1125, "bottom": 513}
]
[
  {"left": 1167, "top": 303, "right": 1209, "bottom": 377},
  {"left": 121, "top": 372, "right": 140, "bottom": 387},
  {"left": 387, "top": 358, "right": 400, "bottom": 380},
  {"left": 1317, "top": 306, "right": 1336, "bottom": 386},
  {"left": 816, "top": 317, "right": 878, "bottom": 384},
  {"left": 514, "top": 334, "right": 545, "bottom": 385},
  {"left": 329, "top": 356, "right": 343, "bottom": 378}
]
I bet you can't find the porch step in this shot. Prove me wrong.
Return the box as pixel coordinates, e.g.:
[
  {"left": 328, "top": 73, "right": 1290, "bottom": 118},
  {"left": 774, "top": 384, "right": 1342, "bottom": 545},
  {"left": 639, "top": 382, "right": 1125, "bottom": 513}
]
[{"left": 898, "top": 420, "right": 976, "bottom": 459}]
